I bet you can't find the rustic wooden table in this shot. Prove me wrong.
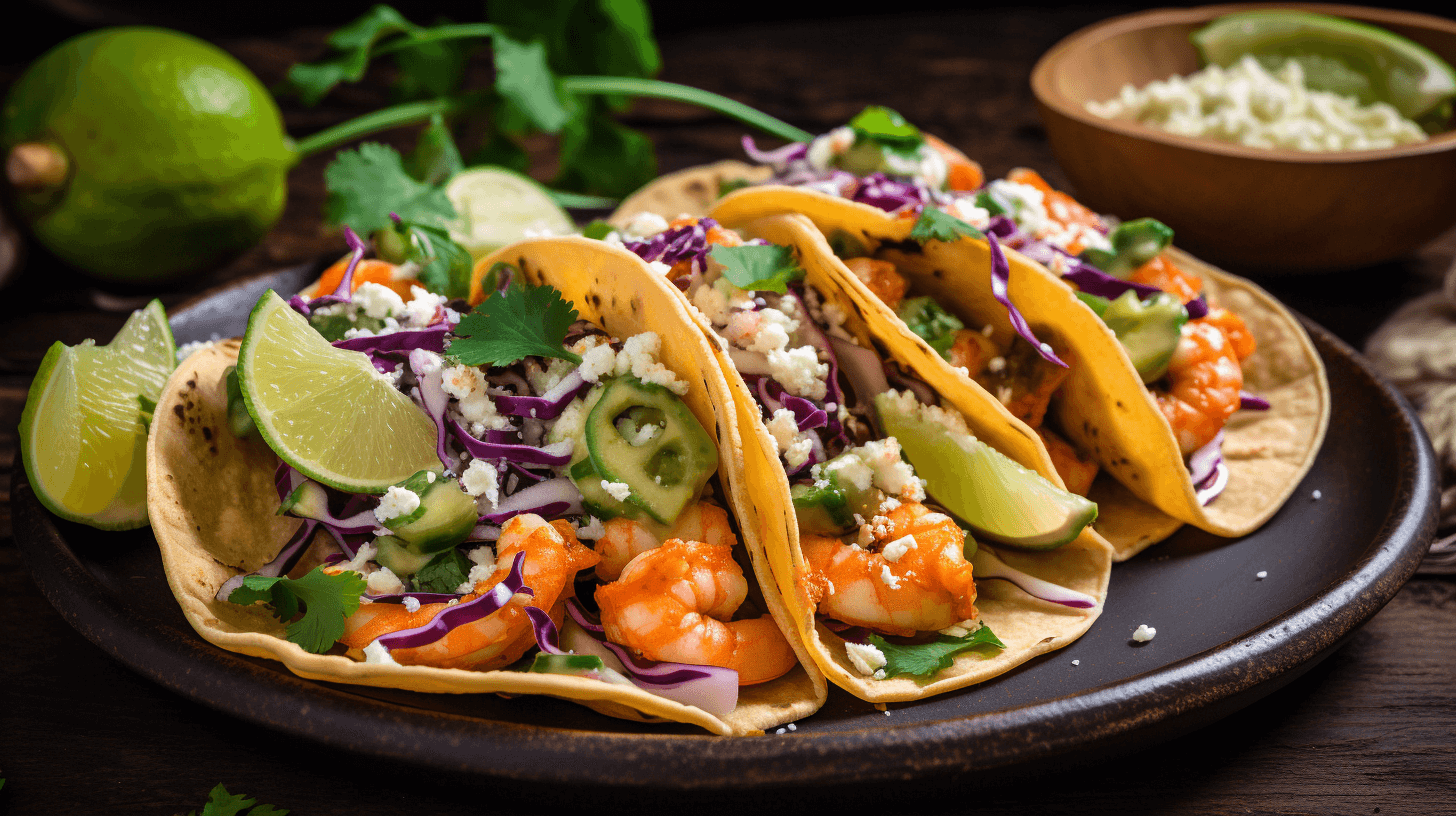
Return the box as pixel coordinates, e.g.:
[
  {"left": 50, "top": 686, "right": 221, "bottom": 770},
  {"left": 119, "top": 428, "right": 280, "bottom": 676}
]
[{"left": 3, "top": 4, "right": 1454, "bottom": 814}]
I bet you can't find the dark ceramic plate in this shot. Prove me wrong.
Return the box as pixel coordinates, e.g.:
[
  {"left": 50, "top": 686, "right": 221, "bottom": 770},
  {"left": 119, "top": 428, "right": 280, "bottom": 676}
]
[{"left": 12, "top": 264, "right": 1437, "bottom": 789}]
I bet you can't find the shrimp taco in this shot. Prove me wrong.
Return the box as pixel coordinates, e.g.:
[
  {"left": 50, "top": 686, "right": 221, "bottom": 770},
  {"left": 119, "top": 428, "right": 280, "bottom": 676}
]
[
  {"left": 615, "top": 108, "right": 1329, "bottom": 559},
  {"left": 148, "top": 234, "right": 826, "bottom": 736},
  {"left": 595, "top": 212, "right": 1112, "bottom": 702}
]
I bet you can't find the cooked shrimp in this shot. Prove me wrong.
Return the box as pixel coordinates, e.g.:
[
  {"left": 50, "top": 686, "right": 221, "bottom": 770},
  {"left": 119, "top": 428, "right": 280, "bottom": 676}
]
[
  {"left": 1202, "top": 305, "right": 1256, "bottom": 362},
  {"left": 802, "top": 502, "right": 978, "bottom": 637},
  {"left": 1155, "top": 320, "right": 1244, "bottom": 455},
  {"left": 842, "top": 257, "right": 909, "bottom": 312},
  {"left": 973, "top": 340, "right": 1072, "bottom": 428},
  {"left": 1006, "top": 168, "right": 1104, "bottom": 254},
  {"left": 306, "top": 257, "right": 418, "bottom": 301},
  {"left": 595, "top": 538, "right": 797, "bottom": 685},
  {"left": 595, "top": 502, "right": 734, "bottom": 581},
  {"left": 1037, "top": 427, "right": 1098, "bottom": 496},
  {"left": 340, "top": 515, "right": 600, "bottom": 670},
  {"left": 946, "top": 328, "right": 998, "bottom": 376},
  {"left": 924, "top": 134, "right": 984, "bottom": 192},
  {"left": 1129, "top": 254, "right": 1203, "bottom": 305}
]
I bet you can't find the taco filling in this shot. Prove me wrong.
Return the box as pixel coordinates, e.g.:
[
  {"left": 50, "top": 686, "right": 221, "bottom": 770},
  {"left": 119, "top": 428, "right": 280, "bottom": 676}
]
[
  {"left": 215, "top": 245, "right": 799, "bottom": 718},
  {"left": 608, "top": 214, "right": 1102, "bottom": 684},
  {"left": 739, "top": 107, "right": 1266, "bottom": 505}
]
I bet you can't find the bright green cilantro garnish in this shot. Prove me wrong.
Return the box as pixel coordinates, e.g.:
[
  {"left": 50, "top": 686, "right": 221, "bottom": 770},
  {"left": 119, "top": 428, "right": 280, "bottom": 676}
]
[
  {"left": 136, "top": 393, "right": 157, "bottom": 433},
  {"left": 227, "top": 567, "right": 367, "bottom": 655},
  {"left": 187, "top": 783, "right": 288, "bottom": 816},
  {"left": 449, "top": 282, "right": 582, "bottom": 367},
  {"left": 868, "top": 625, "right": 1006, "bottom": 679},
  {"left": 393, "top": 219, "right": 475, "bottom": 301},
  {"left": 285, "top": 5, "right": 431, "bottom": 106},
  {"left": 710, "top": 244, "right": 804, "bottom": 294},
  {"left": 404, "top": 114, "right": 465, "bottom": 186},
  {"left": 412, "top": 548, "right": 473, "bottom": 594},
  {"left": 325, "top": 143, "right": 456, "bottom": 236},
  {"left": 897, "top": 296, "right": 966, "bottom": 359},
  {"left": 580, "top": 219, "right": 616, "bottom": 240},
  {"left": 849, "top": 105, "right": 923, "bottom": 154},
  {"left": 908, "top": 207, "right": 984, "bottom": 244}
]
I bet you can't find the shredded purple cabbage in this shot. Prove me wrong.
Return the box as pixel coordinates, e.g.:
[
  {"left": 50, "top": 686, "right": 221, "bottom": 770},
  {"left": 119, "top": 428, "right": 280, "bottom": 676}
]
[
  {"left": 1060, "top": 262, "right": 1164, "bottom": 302},
  {"left": 1186, "top": 294, "right": 1209, "bottom": 320},
  {"left": 971, "top": 547, "right": 1099, "bottom": 609},
  {"left": 741, "top": 135, "right": 808, "bottom": 165},
  {"left": 850, "top": 173, "right": 930, "bottom": 213},
  {"left": 333, "top": 323, "right": 449, "bottom": 355},
  {"left": 290, "top": 227, "right": 369, "bottom": 317},
  {"left": 1188, "top": 431, "right": 1229, "bottom": 505},
  {"left": 374, "top": 552, "right": 529, "bottom": 650},
  {"left": 624, "top": 218, "right": 718, "bottom": 272},
  {"left": 478, "top": 477, "right": 583, "bottom": 524},
  {"left": 215, "top": 518, "right": 318, "bottom": 601},
  {"left": 491, "top": 371, "right": 591, "bottom": 420},
  {"left": 451, "top": 419, "right": 574, "bottom": 467},
  {"left": 1240, "top": 392, "right": 1270, "bottom": 411},
  {"left": 408, "top": 350, "right": 457, "bottom": 472},
  {"left": 986, "top": 233, "right": 1067, "bottom": 368}
]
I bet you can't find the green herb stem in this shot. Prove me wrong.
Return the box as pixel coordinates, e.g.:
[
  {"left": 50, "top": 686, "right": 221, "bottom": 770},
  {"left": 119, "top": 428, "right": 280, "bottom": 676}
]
[
  {"left": 546, "top": 190, "right": 622, "bottom": 209},
  {"left": 293, "top": 97, "right": 479, "bottom": 158},
  {"left": 371, "top": 23, "right": 499, "bottom": 56},
  {"left": 562, "top": 76, "right": 814, "bottom": 143},
  {"left": 294, "top": 76, "right": 813, "bottom": 161}
]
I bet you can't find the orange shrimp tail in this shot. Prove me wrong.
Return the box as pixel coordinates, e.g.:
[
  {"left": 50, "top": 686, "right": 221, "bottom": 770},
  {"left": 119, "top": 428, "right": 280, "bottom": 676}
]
[
  {"left": 843, "top": 257, "right": 909, "bottom": 311},
  {"left": 728, "top": 616, "right": 797, "bottom": 685},
  {"left": 1006, "top": 167, "right": 1104, "bottom": 253}
]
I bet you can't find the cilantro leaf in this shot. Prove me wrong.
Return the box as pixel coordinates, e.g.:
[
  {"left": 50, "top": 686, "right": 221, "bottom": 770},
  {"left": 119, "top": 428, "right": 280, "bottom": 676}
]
[
  {"left": 493, "top": 33, "right": 570, "bottom": 133},
  {"left": 449, "top": 283, "right": 582, "bottom": 367},
  {"left": 849, "top": 105, "right": 923, "bottom": 152},
  {"left": 398, "top": 221, "right": 473, "bottom": 300},
  {"left": 413, "top": 548, "right": 472, "bottom": 594},
  {"left": 285, "top": 6, "right": 421, "bottom": 105},
  {"left": 391, "top": 27, "right": 476, "bottom": 101},
  {"left": 488, "top": 0, "right": 660, "bottom": 83},
  {"left": 710, "top": 244, "right": 804, "bottom": 294},
  {"left": 581, "top": 220, "right": 615, "bottom": 240},
  {"left": 909, "top": 207, "right": 984, "bottom": 244},
  {"left": 228, "top": 567, "right": 366, "bottom": 654},
  {"left": 186, "top": 783, "right": 290, "bottom": 816},
  {"left": 137, "top": 393, "right": 156, "bottom": 432},
  {"left": 869, "top": 625, "right": 1006, "bottom": 679},
  {"left": 405, "top": 114, "right": 464, "bottom": 186},
  {"left": 717, "top": 177, "right": 752, "bottom": 198},
  {"left": 325, "top": 143, "right": 456, "bottom": 236}
]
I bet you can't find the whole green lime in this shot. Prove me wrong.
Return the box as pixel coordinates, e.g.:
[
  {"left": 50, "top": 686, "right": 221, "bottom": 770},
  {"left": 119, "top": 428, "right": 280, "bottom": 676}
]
[{"left": 1, "top": 27, "right": 297, "bottom": 283}]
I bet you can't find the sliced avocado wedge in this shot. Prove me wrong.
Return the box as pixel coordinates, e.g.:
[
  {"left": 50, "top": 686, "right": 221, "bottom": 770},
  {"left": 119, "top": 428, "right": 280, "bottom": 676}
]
[{"left": 875, "top": 392, "right": 1096, "bottom": 550}]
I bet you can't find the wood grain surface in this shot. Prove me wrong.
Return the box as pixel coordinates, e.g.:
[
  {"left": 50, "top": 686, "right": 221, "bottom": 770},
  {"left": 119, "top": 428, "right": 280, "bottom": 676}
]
[{"left": 2, "top": 4, "right": 1454, "bottom": 814}]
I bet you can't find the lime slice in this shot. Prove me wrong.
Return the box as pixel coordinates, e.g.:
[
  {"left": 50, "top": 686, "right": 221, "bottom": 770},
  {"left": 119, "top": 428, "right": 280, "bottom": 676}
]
[
  {"left": 1192, "top": 11, "right": 1456, "bottom": 121},
  {"left": 875, "top": 392, "right": 1096, "bottom": 550},
  {"left": 237, "top": 290, "right": 440, "bottom": 493},
  {"left": 445, "top": 166, "right": 575, "bottom": 260},
  {"left": 19, "top": 300, "right": 175, "bottom": 529}
]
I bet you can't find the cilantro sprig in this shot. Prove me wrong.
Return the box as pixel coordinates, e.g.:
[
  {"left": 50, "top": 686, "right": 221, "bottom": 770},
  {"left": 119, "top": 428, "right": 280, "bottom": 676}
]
[
  {"left": 412, "top": 548, "right": 472, "bottom": 594},
  {"left": 710, "top": 244, "right": 804, "bottom": 294},
  {"left": 287, "top": 3, "right": 812, "bottom": 200},
  {"left": 186, "top": 784, "right": 288, "bottom": 816},
  {"left": 868, "top": 625, "right": 1006, "bottom": 679},
  {"left": 325, "top": 143, "right": 456, "bottom": 236},
  {"left": 227, "top": 567, "right": 366, "bottom": 655},
  {"left": 449, "top": 281, "right": 582, "bottom": 367},
  {"left": 849, "top": 105, "right": 924, "bottom": 155},
  {"left": 909, "top": 207, "right": 985, "bottom": 244}
]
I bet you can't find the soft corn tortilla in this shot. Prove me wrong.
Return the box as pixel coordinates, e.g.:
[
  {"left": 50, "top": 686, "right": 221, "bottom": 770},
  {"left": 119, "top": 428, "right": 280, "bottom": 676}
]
[
  {"left": 708, "top": 186, "right": 1330, "bottom": 559},
  {"left": 148, "top": 239, "right": 828, "bottom": 736},
  {"left": 590, "top": 212, "right": 1112, "bottom": 702},
  {"left": 609, "top": 161, "right": 772, "bottom": 231}
]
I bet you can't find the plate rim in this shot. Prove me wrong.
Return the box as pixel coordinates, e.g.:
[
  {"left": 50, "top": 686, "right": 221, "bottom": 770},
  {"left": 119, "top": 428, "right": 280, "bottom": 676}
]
[{"left": 10, "top": 270, "right": 1438, "bottom": 789}]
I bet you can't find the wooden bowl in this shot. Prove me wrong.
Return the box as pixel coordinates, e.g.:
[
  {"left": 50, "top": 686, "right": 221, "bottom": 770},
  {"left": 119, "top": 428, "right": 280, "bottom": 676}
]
[{"left": 1030, "top": 3, "right": 1456, "bottom": 272}]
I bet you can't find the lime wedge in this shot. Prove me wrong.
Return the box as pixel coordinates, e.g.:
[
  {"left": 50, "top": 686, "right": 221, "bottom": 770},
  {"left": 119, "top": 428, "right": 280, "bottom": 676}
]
[
  {"left": 445, "top": 166, "right": 575, "bottom": 260},
  {"left": 237, "top": 290, "right": 439, "bottom": 493},
  {"left": 875, "top": 392, "right": 1096, "bottom": 550},
  {"left": 19, "top": 300, "right": 175, "bottom": 529},
  {"left": 1192, "top": 11, "right": 1456, "bottom": 122}
]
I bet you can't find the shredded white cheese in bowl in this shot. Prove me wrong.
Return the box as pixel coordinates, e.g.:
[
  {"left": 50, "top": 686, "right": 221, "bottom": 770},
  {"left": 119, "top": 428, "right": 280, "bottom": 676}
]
[{"left": 1086, "top": 55, "right": 1428, "bottom": 152}]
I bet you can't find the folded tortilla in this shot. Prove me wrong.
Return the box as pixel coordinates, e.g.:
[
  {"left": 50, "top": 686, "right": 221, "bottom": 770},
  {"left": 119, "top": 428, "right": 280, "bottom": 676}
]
[
  {"left": 590, "top": 212, "right": 1112, "bottom": 701},
  {"left": 147, "top": 238, "right": 827, "bottom": 735},
  {"left": 708, "top": 186, "right": 1330, "bottom": 559}
]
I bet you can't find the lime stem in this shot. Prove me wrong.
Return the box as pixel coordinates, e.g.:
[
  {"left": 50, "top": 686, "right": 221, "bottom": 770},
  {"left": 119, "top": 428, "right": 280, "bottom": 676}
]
[
  {"left": 561, "top": 76, "right": 814, "bottom": 143},
  {"left": 6, "top": 142, "right": 69, "bottom": 190},
  {"left": 291, "top": 75, "right": 812, "bottom": 161}
]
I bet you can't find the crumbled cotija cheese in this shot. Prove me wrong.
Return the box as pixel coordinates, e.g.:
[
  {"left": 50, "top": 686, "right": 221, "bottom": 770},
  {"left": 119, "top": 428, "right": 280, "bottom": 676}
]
[{"left": 1086, "top": 55, "right": 1427, "bottom": 151}]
